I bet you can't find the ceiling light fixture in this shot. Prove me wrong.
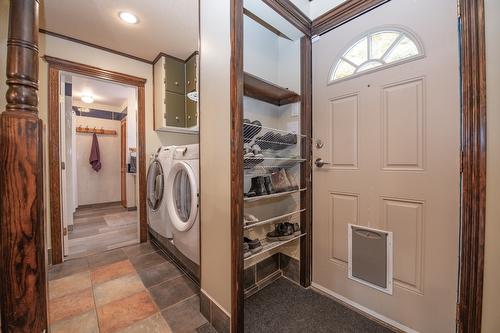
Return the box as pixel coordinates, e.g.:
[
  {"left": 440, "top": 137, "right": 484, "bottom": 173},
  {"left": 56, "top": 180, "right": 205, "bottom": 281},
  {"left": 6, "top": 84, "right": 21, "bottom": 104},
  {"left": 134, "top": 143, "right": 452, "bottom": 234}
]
[
  {"left": 81, "top": 94, "right": 94, "bottom": 104},
  {"left": 119, "top": 11, "right": 139, "bottom": 24}
]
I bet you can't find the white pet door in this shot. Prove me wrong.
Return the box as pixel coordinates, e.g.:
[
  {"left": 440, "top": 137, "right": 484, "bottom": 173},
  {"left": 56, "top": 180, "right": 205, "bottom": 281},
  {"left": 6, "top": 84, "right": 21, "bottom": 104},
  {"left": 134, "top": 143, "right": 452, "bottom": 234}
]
[
  {"left": 166, "top": 161, "right": 198, "bottom": 232},
  {"left": 348, "top": 224, "right": 393, "bottom": 294}
]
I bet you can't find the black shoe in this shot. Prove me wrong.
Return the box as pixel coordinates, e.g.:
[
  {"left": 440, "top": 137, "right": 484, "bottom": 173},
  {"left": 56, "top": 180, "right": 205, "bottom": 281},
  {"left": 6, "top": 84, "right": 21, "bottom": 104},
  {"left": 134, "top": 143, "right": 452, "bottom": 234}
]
[
  {"left": 266, "top": 223, "right": 295, "bottom": 242},
  {"left": 244, "top": 237, "right": 262, "bottom": 253},
  {"left": 263, "top": 176, "right": 274, "bottom": 195},
  {"left": 246, "top": 176, "right": 266, "bottom": 197}
]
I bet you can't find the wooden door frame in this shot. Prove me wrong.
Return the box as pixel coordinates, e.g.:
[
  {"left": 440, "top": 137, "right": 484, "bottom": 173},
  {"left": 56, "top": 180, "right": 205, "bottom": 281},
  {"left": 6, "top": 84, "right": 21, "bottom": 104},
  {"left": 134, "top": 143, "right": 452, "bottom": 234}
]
[
  {"left": 44, "top": 56, "right": 147, "bottom": 265},
  {"left": 230, "top": 0, "right": 487, "bottom": 332},
  {"left": 121, "top": 118, "right": 127, "bottom": 208}
]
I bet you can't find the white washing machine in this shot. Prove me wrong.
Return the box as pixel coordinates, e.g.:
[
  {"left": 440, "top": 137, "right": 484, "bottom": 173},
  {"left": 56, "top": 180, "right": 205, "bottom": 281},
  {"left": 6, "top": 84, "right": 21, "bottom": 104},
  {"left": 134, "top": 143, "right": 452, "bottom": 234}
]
[
  {"left": 147, "top": 146, "right": 175, "bottom": 239},
  {"left": 165, "top": 144, "right": 200, "bottom": 265}
]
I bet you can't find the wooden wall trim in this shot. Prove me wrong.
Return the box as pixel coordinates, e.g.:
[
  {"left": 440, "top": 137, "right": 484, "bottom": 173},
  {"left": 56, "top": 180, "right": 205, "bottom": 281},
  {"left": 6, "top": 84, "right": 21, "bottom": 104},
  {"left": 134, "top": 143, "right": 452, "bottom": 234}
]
[
  {"left": 230, "top": 0, "right": 245, "bottom": 331},
  {"left": 46, "top": 57, "right": 148, "bottom": 264},
  {"left": 261, "top": 0, "right": 311, "bottom": 36},
  {"left": 44, "top": 56, "right": 146, "bottom": 87},
  {"left": 299, "top": 36, "right": 312, "bottom": 287},
  {"left": 0, "top": 0, "right": 48, "bottom": 331},
  {"left": 138, "top": 85, "right": 148, "bottom": 243},
  {"left": 40, "top": 29, "right": 153, "bottom": 64},
  {"left": 458, "top": 0, "right": 487, "bottom": 332},
  {"left": 48, "top": 66, "right": 63, "bottom": 264},
  {"left": 311, "top": 0, "right": 390, "bottom": 36}
]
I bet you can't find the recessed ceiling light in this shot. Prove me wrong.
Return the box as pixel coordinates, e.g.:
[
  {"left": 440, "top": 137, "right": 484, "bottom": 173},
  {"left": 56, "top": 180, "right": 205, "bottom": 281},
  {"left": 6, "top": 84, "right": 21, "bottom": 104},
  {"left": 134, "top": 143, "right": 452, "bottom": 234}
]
[
  {"left": 81, "top": 94, "right": 94, "bottom": 104},
  {"left": 119, "top": 11, "right": 138, "bottom": 24}
]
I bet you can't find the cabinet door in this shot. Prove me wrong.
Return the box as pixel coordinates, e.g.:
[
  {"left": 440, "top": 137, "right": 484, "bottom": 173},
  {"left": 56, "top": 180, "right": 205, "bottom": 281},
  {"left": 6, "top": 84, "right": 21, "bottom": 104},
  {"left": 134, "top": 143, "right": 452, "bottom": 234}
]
[
  {"left": 165, "top": 57, "right": 185, "bottom": 94},
  {"left": 186, "top": 97, "right": 197, "bottom": 128},
  {"left": 186, "top": 55, "right": 197, "bottom": 93},
  {"left": 165, "top": 92, "right": 186, "bottom": 127}
]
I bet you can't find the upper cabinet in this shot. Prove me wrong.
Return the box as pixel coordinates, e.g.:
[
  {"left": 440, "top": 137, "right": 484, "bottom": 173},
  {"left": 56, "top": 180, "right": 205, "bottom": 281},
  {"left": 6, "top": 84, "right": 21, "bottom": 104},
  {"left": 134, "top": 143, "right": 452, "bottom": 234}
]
[
  {"left": 186, "top": 54, "right": 197, "bottom": 93},
  {"left": 165, "top": 57, "right": 185, "bottom": 94},
  {"left": 154, "top": 52, "right": 199, "bottom": 134}
]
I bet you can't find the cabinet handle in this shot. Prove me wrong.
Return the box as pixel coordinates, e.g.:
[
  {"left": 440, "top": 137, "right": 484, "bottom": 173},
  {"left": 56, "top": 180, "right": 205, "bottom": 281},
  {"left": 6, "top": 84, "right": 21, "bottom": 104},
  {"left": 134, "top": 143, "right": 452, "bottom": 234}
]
[
  {"left": 187, "top": 80, "right": 190, "bottom": 85},
  {"left": 174, "top": 81, "right": 179, "bottom": 86},
  {"left": 188, "top": 116, "right": 191, "bottom": 120},
  {"left": 175, "top": 116, "right": 179, "bottom": 121}
]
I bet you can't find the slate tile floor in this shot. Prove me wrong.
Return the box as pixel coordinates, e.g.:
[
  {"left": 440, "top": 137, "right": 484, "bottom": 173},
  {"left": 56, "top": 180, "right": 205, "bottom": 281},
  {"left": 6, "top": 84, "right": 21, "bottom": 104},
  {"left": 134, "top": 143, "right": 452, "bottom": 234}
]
[{"left": 48, "top": 242, "right": 209, "bottom": 333}]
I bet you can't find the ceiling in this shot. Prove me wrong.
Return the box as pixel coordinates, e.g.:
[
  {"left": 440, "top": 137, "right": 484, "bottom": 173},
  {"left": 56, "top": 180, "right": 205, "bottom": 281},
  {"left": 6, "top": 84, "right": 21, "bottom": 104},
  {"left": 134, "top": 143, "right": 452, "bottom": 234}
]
[
  {"left": 290, "top": 0, "right": 347, "bottom": 20},
  {"left": 71, "top": 75, "right": 134, "bottom": 108},
  {"left": 40, "top": 0, "right": 199, "bottom": 61}
]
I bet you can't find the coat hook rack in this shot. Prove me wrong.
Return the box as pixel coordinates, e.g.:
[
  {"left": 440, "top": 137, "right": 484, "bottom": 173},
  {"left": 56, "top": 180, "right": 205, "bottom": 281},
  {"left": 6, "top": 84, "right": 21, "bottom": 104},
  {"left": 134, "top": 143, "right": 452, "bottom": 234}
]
[{"left": 76, "top": 125, "right": 117, "bottom": 136}]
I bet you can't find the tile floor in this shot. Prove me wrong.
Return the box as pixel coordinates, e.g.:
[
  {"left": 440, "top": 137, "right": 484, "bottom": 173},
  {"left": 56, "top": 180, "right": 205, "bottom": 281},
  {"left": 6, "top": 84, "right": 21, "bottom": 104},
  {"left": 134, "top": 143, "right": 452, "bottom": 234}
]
[
  {"left": 48, "top": 242, "right": 210, "bottom": 333},
  {"left": 68, "top": 204, "right": 138, "bottom": 258}
]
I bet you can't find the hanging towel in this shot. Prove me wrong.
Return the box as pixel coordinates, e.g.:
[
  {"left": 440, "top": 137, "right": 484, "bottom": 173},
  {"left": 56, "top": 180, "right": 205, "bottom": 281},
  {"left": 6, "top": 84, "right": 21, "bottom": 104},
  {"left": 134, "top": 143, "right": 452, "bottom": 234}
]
[{"left": 89, "top": 132, "right": 102, "bottom": 172}]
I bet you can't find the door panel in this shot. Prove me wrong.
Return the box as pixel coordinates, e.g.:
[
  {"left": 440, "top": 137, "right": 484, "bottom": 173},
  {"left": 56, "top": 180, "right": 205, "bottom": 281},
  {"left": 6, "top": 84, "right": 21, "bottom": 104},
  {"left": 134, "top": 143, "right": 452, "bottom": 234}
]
[
  {"left": 312, "top": 1, "right": 460, "bottom": 332},
  {"left": 165, "top": 92, "right": 186, "bottom": 127},
  {"left": 165, "top": 57, "right": 185, "bottom": 94}
]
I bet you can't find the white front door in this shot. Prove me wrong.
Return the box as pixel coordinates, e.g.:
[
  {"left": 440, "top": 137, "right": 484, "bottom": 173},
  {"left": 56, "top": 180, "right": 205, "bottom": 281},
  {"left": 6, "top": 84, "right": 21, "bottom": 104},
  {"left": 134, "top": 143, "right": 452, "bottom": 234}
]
[{"left": 312, "top": 1, "right": 460, "bottom": 332}]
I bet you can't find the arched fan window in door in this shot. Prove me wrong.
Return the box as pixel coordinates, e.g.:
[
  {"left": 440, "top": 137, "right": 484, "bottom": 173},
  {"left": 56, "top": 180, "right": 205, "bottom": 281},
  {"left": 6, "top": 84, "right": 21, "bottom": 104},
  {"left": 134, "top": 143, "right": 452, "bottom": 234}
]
[{"left": 329, "top": 27, "right": 424, "bottom": 83}]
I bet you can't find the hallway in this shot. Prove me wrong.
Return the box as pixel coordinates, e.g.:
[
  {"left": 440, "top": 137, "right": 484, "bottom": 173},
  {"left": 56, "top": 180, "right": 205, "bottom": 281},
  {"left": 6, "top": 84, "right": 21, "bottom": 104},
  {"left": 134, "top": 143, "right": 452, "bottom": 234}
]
[
  {"left": 48, "top": 242, "right": 210, "bottom": 333},
  {"left": 68, "top": 204, "right": 138, "bottom": 258}
]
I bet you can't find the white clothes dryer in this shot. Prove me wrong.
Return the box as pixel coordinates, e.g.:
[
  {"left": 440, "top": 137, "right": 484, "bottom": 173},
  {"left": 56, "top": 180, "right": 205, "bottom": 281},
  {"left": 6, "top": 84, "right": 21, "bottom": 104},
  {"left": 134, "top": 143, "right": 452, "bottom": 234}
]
[
  {"left": 165, "top": 144, "right": 200, "bottom": 265},
  {"left": 147, "top": 145, "right": 176, "bottom": 239}
]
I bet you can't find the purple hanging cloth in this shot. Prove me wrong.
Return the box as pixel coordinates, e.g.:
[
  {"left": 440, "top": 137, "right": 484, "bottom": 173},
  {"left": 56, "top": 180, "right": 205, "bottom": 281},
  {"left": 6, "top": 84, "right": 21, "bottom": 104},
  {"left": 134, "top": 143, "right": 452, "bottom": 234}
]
[{"left": 89, "top": 132, "right": 102, "bottom": 172}]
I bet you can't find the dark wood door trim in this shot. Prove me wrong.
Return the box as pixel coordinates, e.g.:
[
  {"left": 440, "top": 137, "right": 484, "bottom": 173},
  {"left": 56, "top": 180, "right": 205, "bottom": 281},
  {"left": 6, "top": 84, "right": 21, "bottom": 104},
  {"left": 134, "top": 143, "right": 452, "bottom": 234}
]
[
  {"left": 261, "top": 0, "right": 311, "bottom": 36},
  {"left": 299, "top": 35, "right": 313, "bottom": 287},
  {"left": 45, "top": 56, "right": 148, "bottom": 264},
  {"left": 0, "top": 0, "right": 48, "bottom": 331},
  {"left": 230, "top": 0, "right": 244, "bottom": 332},
  {"left": 457, "top": 0, "right": 487, "bottom": 332},
  {"left": 311, "top": 0, "right": 390, "bottom": 36}
]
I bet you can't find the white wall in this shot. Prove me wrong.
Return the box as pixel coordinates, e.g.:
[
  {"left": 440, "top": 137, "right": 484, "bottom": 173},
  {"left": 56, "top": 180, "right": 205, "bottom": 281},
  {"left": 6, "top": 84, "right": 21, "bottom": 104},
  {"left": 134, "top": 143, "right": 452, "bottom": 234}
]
[
  {"left": 482, "top": 1, "right": 500, "bottom": 332},
  {"left": 289, "top": 0, "right": 347, "bottom": 20},
  {"left": 75, "top": 116, "right": 121, "bottom": 206},
  {"left": 125, "top": 87, "right": 138, "bottom": 208},
  {"left": 200, "top": 0, "right": 232, "bottom": 315},
  {"left": 244, "top": 15, "right": 301, "bottom": 93}
]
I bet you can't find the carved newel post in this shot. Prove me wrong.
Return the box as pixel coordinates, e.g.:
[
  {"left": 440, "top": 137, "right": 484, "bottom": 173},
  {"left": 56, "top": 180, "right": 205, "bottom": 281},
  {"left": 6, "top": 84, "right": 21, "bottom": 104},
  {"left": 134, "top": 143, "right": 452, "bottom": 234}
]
[{"left": 0, "top": 0, "right": 48, "bottom": 332}]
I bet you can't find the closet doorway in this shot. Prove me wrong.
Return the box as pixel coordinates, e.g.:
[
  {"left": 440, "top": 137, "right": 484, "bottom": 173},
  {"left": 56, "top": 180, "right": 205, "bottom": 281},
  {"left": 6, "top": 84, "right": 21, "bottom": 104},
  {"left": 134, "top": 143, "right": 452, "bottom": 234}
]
[{"left": 46, "top": 57, "right": 147, "bottom": 264}]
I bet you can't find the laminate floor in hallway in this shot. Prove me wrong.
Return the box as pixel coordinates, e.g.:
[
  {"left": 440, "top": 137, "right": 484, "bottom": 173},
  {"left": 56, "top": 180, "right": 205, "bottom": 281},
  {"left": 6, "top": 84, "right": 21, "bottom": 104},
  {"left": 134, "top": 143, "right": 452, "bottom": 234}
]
[
  {"left": 68, "top": 204, "right": 138, "bottom": 258},
  {"left": 48, "top": 242, "right": 210, "bottom": 333}
]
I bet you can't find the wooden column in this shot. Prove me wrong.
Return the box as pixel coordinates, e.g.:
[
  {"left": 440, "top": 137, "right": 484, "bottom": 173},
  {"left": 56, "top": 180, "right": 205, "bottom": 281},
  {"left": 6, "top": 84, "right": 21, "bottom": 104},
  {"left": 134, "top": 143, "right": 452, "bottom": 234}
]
[
  {"left": 458, "top": 0, "right": 487, "bottom": 332},
  {"left": 0, "top": 0, "right": 48, "bottom": 332}
]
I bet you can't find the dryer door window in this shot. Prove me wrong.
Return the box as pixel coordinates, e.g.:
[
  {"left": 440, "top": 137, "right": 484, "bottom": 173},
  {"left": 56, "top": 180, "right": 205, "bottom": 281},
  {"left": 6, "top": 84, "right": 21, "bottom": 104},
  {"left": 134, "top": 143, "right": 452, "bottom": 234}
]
[
  {"left": 167, "top": 161, "right": 198, "bottom": 232},
  {"left": 173, "top": 168, "right": 192, "bottom": 222},
  {"left": 147, "top": 160, "right": 164, "bottom": 211}
]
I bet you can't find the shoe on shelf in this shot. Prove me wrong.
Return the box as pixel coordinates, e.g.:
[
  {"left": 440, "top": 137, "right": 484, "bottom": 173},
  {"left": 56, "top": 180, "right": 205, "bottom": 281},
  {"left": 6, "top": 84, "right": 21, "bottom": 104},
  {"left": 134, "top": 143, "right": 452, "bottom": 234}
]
[
  {"left": 282, "top": 133, "right": 298, "bottom": 145},
  {"left": 285, "top": 170, "right": 299, "bottom": 191},
  {"left": 244, "top": 214, "right": 259, "bottom": 226},
  {"left": 271, "top": 169, "right": 292, "bottom": 193},
  {"left": 245, "top": 176, "right": 264, "bottom": 197},
  {"left": 243, "top": 143, "right": 254, "bottom": 158},
  {"left": 263, "top": 176, "right": 274, "bottom": 195},
  {"left": 251, "top": 144, "right": 264, "bottom": 157},
  {"left": 243, "top": 243, "right": 251, "bottom": 259},
  {"left": 292, "top": 223, "right": 301, "bottom": 236},
  {"left": 244, "top": 237, "right": 263, "bottom": 253},
  {"left": 266, "top": 223, "right": 295, "bottom": 242}
]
